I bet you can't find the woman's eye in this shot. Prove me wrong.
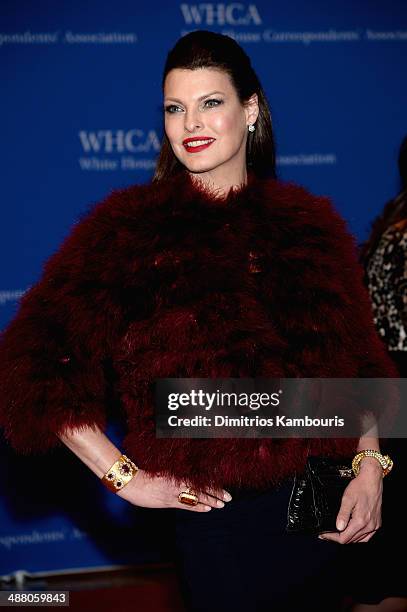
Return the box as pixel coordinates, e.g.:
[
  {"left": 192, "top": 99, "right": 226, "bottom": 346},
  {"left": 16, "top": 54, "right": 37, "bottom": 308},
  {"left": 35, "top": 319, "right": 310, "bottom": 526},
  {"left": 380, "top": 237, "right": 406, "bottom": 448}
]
[
  {"left": 204, "top": 98, "right": 223, "bottom": 108},
  {"left": 164, "top": 105, "right": 182, "bottom": 114}
]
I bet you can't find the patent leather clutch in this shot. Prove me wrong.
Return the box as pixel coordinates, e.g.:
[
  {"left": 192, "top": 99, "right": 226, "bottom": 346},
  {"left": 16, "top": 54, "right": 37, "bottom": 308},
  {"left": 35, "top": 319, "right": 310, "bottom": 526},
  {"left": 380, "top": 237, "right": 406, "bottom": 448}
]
[{"left": 286, "top": 456, "right": 354, "bottom": 535}]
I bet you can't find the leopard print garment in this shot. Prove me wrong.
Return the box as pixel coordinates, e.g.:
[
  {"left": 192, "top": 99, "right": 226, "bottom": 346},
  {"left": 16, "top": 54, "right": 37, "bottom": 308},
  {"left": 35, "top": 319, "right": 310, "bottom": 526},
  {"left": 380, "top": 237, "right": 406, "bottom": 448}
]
[{"left": 366, "top": 222, "right": 407, "bottom": 350}]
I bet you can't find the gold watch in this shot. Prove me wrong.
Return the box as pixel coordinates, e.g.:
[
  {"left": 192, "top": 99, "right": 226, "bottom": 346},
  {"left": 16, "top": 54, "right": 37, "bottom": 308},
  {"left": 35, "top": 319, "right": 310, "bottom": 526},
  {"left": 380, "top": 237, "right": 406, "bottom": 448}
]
[{"left": 352, "top": 449, "right": 393, "bottom": 477}]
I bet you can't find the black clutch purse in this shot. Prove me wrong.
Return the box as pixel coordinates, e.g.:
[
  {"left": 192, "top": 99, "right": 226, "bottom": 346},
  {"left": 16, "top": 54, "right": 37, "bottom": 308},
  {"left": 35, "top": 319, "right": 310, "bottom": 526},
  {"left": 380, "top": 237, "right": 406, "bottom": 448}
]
[{"left": 286, "top": 456, "right": 354, "bottom": 535}]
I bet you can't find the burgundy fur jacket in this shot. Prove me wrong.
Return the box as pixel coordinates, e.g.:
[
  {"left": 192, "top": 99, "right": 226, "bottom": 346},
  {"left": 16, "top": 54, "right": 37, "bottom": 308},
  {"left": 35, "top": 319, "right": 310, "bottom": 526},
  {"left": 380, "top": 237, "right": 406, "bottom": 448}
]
[{"left": 0, "top": 170, "right": 398, "bottom": 491}]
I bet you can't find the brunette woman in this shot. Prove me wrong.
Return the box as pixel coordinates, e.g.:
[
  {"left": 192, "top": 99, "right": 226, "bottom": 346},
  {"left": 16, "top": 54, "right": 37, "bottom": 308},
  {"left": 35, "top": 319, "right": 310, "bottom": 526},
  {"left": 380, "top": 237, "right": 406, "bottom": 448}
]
[{"left": 0, "top": 31, "right": 397, "bottom": 611}]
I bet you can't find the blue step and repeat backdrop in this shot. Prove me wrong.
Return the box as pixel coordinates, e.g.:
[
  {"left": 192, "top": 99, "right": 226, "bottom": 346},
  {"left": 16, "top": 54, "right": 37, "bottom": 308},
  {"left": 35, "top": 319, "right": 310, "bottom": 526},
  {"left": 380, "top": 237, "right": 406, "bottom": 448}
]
[{"left": 1, "top": 1, "right": 406, "bottom": 578}]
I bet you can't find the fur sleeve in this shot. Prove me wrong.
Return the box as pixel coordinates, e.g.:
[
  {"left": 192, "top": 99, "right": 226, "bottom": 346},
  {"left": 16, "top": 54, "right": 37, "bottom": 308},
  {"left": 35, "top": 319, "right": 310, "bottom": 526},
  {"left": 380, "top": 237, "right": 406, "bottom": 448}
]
[
  {"left": 0, "top": 191, "right": 129, "bottom": 454},
  {"left": 263, "top": 183, "right": 399, "bottom": 445}
]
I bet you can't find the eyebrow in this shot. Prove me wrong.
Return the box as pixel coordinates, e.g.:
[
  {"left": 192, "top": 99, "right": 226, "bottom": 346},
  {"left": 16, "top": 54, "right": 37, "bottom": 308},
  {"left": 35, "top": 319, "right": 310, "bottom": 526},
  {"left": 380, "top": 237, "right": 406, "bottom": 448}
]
[{"left": 164, "top": 91, "right": 225, "bottom": 104}]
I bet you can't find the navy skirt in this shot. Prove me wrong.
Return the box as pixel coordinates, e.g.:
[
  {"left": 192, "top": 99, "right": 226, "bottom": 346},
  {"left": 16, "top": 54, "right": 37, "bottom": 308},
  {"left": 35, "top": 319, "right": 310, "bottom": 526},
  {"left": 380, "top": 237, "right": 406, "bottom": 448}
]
[{"left": 173, "top": 478, "right": 344, "bottom": 612}]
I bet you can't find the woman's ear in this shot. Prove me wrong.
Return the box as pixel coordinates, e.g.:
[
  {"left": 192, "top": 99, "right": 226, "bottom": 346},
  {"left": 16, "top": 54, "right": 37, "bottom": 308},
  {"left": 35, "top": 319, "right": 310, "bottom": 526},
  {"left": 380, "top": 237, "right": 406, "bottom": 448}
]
[{"left": 245, "top": 93, "right": 259, "bottom": 126}]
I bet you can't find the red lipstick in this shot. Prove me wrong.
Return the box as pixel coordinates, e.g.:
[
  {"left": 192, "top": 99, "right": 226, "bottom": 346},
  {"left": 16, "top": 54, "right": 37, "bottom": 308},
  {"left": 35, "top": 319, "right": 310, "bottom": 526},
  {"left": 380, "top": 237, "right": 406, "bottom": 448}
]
[{"left": 183, "top": 137, "right": 216, "bottom": 153}]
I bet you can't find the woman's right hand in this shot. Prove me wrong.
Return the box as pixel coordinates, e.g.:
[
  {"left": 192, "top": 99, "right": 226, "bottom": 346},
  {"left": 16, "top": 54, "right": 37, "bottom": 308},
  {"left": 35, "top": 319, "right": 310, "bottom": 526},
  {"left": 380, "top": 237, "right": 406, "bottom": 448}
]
[{"left": 116, "top": 469, "right": 232, "bottom": 512}]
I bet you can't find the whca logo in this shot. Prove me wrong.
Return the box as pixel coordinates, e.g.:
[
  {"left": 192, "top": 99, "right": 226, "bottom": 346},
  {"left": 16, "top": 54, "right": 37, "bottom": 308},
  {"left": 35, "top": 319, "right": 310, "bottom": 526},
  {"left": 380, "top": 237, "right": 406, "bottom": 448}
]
[
  {"left": 180, "top": 3, "right": 262, "bottom": 26},
  {"left": 78, "top": 129, "right": 161, "bottom": 153}
]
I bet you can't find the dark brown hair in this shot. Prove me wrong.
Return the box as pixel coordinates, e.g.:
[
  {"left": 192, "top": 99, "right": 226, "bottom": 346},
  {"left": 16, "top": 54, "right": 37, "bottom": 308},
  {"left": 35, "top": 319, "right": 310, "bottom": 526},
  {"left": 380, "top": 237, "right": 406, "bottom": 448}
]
[
  {"left": 153, "top": 30, "right": 276, "bottom": 183},
  {"left": 360, "top": 135, "right": 407, "bottom": 266}
]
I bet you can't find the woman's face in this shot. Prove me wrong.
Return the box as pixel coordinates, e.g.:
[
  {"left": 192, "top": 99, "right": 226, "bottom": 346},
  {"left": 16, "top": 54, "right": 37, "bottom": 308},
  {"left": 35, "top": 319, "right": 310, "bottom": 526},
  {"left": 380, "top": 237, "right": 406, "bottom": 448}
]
[{"left": 163, "top": 68, "right": 258, "bottom": 183}]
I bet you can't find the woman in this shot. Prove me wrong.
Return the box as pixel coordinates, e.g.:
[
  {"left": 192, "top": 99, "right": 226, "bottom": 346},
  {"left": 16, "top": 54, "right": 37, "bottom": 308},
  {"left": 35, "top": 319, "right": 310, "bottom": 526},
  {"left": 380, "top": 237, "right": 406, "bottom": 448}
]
[
  {"left": 346, "top": 136, "right": 407, "bottom": 612},
  {"left": 362, "top": 135, "right": 407, "bottom": 367},
  {"left": 0, "top": 31, "right": 397, "bottom": 611}
]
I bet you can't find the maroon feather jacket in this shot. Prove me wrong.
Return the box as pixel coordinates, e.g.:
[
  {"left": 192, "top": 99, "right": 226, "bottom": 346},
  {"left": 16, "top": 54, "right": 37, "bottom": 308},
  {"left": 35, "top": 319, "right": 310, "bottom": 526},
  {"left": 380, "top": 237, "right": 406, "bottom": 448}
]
[{"left": 0, "top": 170, "right": 398, "bottom": 491}]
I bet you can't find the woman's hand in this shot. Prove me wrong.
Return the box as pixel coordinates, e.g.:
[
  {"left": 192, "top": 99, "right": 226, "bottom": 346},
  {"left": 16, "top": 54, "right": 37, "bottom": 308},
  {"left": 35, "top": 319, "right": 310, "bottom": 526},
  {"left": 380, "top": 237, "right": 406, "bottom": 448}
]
[
  {"left": 319, "top": 458, "right": 383, "bottom": 544},
  {"left": 116, "top": 469, "right": 232, "bottom": 512}
]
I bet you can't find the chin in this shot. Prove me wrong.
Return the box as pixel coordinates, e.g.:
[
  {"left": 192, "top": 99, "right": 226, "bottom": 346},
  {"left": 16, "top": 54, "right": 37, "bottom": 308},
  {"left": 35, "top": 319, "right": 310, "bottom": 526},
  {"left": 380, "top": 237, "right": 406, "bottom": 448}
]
[
  {"left": 185, "top": 165, "right": 213, "bottom": 174},
  {"left": 182, "top": 158, "right": 224, "bottom": 175}
]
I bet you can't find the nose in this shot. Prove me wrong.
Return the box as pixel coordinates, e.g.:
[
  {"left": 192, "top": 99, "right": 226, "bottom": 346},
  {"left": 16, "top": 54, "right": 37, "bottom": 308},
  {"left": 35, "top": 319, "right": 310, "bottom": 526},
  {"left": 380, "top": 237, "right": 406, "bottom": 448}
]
[{"left": 184, "top": 108, "right": 203, "bottom": 133}]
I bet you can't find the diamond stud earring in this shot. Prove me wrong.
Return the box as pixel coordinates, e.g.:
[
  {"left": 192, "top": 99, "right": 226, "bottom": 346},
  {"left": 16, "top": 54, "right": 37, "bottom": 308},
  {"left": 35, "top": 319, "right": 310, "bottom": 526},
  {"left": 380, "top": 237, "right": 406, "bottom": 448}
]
[{"left": 248, "top": 124, "right": 256, "bottom": 132}]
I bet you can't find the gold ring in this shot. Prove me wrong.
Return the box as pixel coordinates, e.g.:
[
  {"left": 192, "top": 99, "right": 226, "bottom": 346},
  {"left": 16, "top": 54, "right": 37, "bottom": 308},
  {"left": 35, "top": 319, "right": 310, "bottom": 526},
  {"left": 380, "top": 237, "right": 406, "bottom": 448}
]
[{"left": 178, "top": 487, "right": 199, "bottom": 506}]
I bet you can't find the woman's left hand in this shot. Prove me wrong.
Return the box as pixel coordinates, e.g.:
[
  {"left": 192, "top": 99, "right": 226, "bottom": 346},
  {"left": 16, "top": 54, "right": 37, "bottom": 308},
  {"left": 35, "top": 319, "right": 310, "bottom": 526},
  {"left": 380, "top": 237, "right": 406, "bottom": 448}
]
[{"left": 318, "top": 458, "right": 383, "bottom": 544}]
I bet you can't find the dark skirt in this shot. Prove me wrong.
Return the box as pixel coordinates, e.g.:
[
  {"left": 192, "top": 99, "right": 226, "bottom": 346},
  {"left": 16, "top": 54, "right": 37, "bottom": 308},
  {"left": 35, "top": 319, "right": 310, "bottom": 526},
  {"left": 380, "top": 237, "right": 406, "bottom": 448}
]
[{"left": 173, "top": 478, "right": 344, "bottom": 612}]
